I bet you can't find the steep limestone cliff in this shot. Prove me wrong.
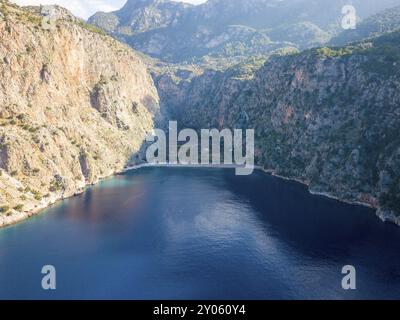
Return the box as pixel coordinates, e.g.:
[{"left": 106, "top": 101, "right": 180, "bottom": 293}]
[
  {"left": 154, "top": 31, "right": 400, "bottom": 225},
  {"left": 0, "top": 2, "right": 160, "bottom": 227}
]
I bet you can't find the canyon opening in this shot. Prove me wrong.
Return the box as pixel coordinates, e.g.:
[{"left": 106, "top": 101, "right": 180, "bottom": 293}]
[{"left": 145, "top": 121, "right": 255, "bottom": 175}]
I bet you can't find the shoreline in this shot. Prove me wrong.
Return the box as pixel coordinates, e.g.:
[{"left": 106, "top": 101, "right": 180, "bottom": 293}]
[
  {"left": 125, "top": 163, "right": 399, "bottom": 226},
  {"left": 0, "top": 171, "right": 117, "bottom": 229},
  {"left": 1, "top": 163, "right": 398, "bottom": 229}
]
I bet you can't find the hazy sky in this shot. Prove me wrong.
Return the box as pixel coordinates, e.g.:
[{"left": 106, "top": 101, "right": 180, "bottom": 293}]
[{"left": 12, "top": 0, "right": 208, "bottom": 19}]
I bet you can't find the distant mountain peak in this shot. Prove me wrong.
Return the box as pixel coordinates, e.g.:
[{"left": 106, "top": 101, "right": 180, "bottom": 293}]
[
  {"left": 122, "top": 0, "right": 168, "bottom": 9},
  {"left": 121, "top": 0, "right": 191, "bottom": 11}
]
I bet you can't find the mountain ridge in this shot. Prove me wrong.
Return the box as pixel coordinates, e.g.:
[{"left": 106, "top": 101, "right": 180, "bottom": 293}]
[{"left": 89, "top": 0, "right": 400, "bottom": 64}]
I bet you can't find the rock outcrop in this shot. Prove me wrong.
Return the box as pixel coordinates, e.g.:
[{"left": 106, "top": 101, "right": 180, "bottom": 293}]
[{"left": 0, "top": 2, "right": 160, "bottom": 227}]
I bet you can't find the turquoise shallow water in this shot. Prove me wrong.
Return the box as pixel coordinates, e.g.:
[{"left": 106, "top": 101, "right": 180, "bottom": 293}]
[{"left": 0, "top": 167, "right": 399, "bottom": 299}]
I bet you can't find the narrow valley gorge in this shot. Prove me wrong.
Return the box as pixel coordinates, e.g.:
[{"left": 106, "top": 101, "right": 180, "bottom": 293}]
[{"left": 0, "top": 0, "right": 400, "bottom": 228}]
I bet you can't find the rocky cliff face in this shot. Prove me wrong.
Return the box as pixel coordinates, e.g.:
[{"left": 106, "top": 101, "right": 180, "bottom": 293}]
[
  {"left": 0, "top": 2, "right": 160, "bottom": 227},
  {"left": 155, "top": 31, "right": 400, "bottom": 225}
]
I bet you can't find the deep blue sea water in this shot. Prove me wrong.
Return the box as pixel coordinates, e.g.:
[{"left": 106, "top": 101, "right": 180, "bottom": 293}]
[{"left": 0, "top": 167, "right": 399, "bottom": 300}]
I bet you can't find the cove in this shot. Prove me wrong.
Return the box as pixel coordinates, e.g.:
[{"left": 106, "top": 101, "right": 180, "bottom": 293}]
[{"left": 0, "top": 167, "right": 399, "bottom": 300}]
